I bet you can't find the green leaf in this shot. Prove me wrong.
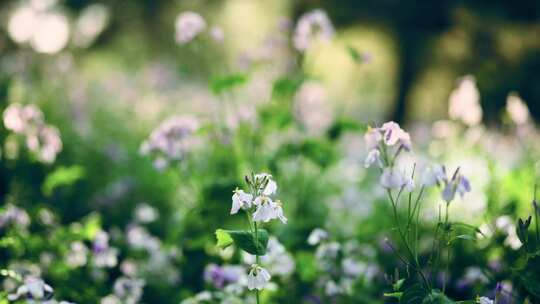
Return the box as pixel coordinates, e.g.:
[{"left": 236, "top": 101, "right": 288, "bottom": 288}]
[
  {"left": 327, "top": 119, "right": 367, "bottom": 140},
  {"left": 215, "top": 229, "right": 234, "bottom": 248},
  {"left": 42, "top": 165, "right": 85, "bottom": 196},
  {"left": 422, "top": 290, "right": 455, "bottom": 303},
  {"left": 384, "top": 292, "right": 403, "bottom": 299},
  {"left": 214, "top": 229, "right": 269, "bottom": 255},
  {"left": 393, "top": 278, "right": 405, "bottom": 291},
  {"left": 271, "top": 76, "right": 303, "bottom": 99},
  {"left": 210, "top": 74, "right": 248, "bottom": 95},
  {"left": 401, "top": 284, "right": 428, "bottom": 304}
]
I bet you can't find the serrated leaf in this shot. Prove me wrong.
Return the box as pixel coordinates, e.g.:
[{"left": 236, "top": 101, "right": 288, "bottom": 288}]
[
  {"left": 210, "top": 74, "right": 248, "bottom": 95},
  {"left": 214, "top": 229, "right": 269, "bottom": 255}
]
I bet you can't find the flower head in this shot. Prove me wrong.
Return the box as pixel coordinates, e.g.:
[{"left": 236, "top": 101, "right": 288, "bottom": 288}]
[
  {"left": 8, "top": 277, "right": 53, "bottom": 301},
  {"left": 293, "top": 9, "right": 334, "bottom": 52},
  {"left": 231, "top": 188, "right": 253, "bottom": 214},
  {"left": 379, "top": 168, "right": 412, "bottom": 190},
  {"left": 246, "top": 265, "right": 271, "bottom": 290},
  {"left": 175, "top": 11, "right": 206, "bottom": 44},
  {"left": 439, "top": 167, "right": 471, "bottom": 203},
  {"left": 254, "top": 173, "right": 277, "bottom": 196}
]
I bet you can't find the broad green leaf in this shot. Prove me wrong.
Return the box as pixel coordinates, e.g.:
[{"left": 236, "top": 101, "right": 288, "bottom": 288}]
[
  {"left": 422, "top": 290, "right": 455, "bottom": 303},
  {"left": 327, "top": 119, "right": 367, "bottom": 140},
  {"left": 42, "top": 165, "right": 85, "bottom": 196},
  {"left": 271, "top": 76, "right": 303, "bottom": 99},
  {"left": 214, "top": 229, "right": 269, "bottom": 255},
  {"left": 210, "top": 74, "right": 248, "bottom": 95},
  {"left": 401, "top": 284, "right": 428, "bottom": 304}
]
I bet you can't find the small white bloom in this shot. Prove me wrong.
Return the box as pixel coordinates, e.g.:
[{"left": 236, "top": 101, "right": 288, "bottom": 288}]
[
  {"left": 231, "top": 188, "right": 254, "bottom": 214},
  {"left": 175, "top": 11, "right": 206, "bottom": 44},
  {"left": 8, "top": 277, "right": 53, "bottom": 301},
  {"left": 252, "top": 196, "right": 275, "bottom": 222},
  {"left": 273, "top": 200, "right": 287, "bottom": 224},
  {"left": 209, "top": 26, "right": 224, "bottom": 42},
  {"left": 247, "top": 265, "right": 271, "bottom": 290},
  {"left": 364, "top": 149, "right": 382, "bottom": 168},
  {"left": 307, "top": 228, "right": 328, "bottom": 245},
  {"left": 478, "top": 297, "right": 494, "bottom": 304}
]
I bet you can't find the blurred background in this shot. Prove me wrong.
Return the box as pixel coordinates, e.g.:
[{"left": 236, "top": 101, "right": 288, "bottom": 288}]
[{"left": 1, "top": 0, "right": 540, "bottom": 303}]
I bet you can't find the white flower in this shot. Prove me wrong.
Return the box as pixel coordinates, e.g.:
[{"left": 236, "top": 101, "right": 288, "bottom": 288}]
[
  {"left": 253, "top": 196, "right": 275, "bottom": 222},
  {"left": 379, "top": 168, "right": 409, "bottom": 189},
  {"left": 254, "top": 173, "right": 277, "bottom": 195},
  {"left": 8, "top": 277, "right": 53, "bottom": 301},
  {"left": 175, "top": 11, "right": 206, "bottom": 44},
  {"left": 364, "top": 149, "right": 382, "bottom": 168},
  {"left": 448, "top": 75, "right": 482, "bottom": 126},
  {"left": 246, "top": 265, "right": 271, "bottom": 290},
  {"left": 134, "top": 203, "right": 158, "bottom": 223},
  {"left": 252, "top": 197, "right": 287, "bottom": 224},
  {"left": 439, "top": 168, "right": 471, "bottom": 203},
  {"left": 307, "top": 228, "right": 328, "bottom": 245},
  {"left": 478, "top": 297, "right": 494, "bottom": 304},
  {"left": 231, "top": 188, "right": 253, "bottom": 214},
  {"left": 506, "top": 93, "right": 529, "bottom": 125},
  {"left": 421, "top": 165, "right": 445, "bottom": 187},
  {"left": 293, "top": 9, "right": 334, "bottom": 51}
]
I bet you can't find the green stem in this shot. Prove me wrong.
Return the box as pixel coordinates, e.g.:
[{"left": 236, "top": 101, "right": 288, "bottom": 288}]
[
  {"left": 254, "top": 221, "right": 260, "bottom": 304},
  {"left": 387, "top": 189, "right": 431, "bottom": 290}
]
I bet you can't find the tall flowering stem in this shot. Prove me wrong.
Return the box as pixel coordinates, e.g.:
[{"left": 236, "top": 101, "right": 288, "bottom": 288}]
[
  {"left": 217, "top": 172, "right": 287, "bottom": 303},
  {"left": 364, "top": 122, "right": 471, "bottom": 292}
]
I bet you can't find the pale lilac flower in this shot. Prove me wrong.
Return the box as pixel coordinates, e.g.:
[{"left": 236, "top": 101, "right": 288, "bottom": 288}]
[
  {"left": 439, "top": 167, "right": 471, "bottom": 203},
  {"left": 65, "top": 241, "right": 88, "bottom": 268},
  {"left": 478, "top": 297, "right": 494, "bottom": 304},
  {"left": 246, "top": 265, "right": 271, "bottom": 290},
  {"left": 293, "top": 81, "right": 333, "bottom": 134},
  {"left": 380, "top": 121, "right": 411, "bottom": 150},
  {"left": 113, "top": 276, "right": 145, "bottom": 304},
  {"left": 307, "top": 228, "right": 329, "bottom": 245},
  {"left": 92, "top": 231, "right": 118, "bottom": 268},
  {"left": 293, "top": 9, "right": 334, "bottom": 51},
  {"left": 231, "top": 188, "right": 253, "bottom": 214},
  {"left": 379, "top": 167, "right": 409, "bottom": 189},
  {"left": 364, "top": 149, "right": 382, "bottom": 168},
  {"left": 0, "top": 204, "right": 30, "bottom": 228},
  {"left": 448, "top": 75, "right": 482, "bottom": 126},
  {"left": 364, "top": 126, "right": 382, "bottom": 150},
  {"left": 204, "top": 264, "right": 243, "bottom": 288},
  {"left": 140, "top": 115, "right": 200, "bottom": 170},
  {"left": 133, "top": 203, "right": 158, "bottom": 223},
  {"left": 175, "top": 11, "right": 206, "bottom": 44}
]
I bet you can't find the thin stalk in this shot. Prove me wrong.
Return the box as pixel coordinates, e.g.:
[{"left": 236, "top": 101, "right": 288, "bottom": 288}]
[
  {"left": 387, "top": 189, "right": 431, "bottom": 290},
  {"left": 254, "top": 222, "right": 260, "bottom": 304},
  {"left": 534, "top": 184, "right": 539, "bottom": 244}
]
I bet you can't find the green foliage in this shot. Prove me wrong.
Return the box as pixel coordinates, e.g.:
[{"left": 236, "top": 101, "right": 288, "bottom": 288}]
[
  {"left": 42, "top": 165, "right": 85, "bottom": 196},
  {"left": 210, "top": 74, "right": 248, "bottom": 95},
  {"left": 215, "top": 229, "right": 269, "bottom": 255}
]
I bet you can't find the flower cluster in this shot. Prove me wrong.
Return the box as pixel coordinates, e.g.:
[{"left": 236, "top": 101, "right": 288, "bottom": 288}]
[
  {"left": 3, "top": 103, "right": 62, "bottom": 163},
  {"left": 231, "top": 173, "right": 287, "bottom": 224},
  {"left": 228, "top": 173, "right": 288, "bottom": 292},
  {"left": 423, "top": 165, "right": 471, "bottom": 204},
  {"left": 364, "top": 121, "right": 413, "bottom": 190},
  {"left": 139, "top": 115, "right": 200, "bottom": 170},
  {"left": 293, "top": 9, "right": 334, "bottom": 52},
  {"left": 175, "top": 11, "right": 224, "bottom": 44}
]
